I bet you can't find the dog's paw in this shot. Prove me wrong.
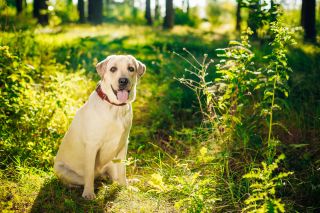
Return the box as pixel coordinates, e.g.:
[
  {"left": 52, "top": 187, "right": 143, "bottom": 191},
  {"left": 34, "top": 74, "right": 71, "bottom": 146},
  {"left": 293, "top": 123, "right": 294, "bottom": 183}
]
[
  {"left": 82, "top": 190, "right": 96, "bottom": 200},
  {"left": 127, "top": 178, "right": 140, "bottom": 185}
]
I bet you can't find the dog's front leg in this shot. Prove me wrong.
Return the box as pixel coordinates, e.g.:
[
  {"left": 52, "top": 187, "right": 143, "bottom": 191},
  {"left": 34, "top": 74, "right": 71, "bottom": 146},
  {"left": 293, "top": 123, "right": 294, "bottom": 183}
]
[
  {"left": 116, "top": 142, "right": 128, "bottom": 185},
  {"left": 82, "top": 144, "right": 98, "bottom": 200}
]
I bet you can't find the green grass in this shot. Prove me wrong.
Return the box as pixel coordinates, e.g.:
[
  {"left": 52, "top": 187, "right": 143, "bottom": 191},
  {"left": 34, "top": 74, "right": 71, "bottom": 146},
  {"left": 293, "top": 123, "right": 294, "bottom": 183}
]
[
  {"left": 0, "top": 23, "right": 228, "bottom": 212},
  {"left": 0, "top": 168, "right": 174, "bottom": 212},
  {"left": 0, "top": 19, "right": 320, "bottom": 212}
]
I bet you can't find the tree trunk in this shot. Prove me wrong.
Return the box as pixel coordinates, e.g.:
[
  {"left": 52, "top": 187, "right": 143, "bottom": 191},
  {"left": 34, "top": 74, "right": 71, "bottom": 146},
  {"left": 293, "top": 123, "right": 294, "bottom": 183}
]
[
  {"left": 163, "top": 0, "right": 174, "bottom": 29},
  {"left": 88, "top": 0, "right": 103, "bottom": 24},
  {"left": 16, "top": 0, "right": 23, "bottom": 14},
  {"left": 301, "top": 0, "right": 316, "bottom": 42},
  {"left": 78, "top": 0, "right": 85, "bottom": 23},
  {"left": 301, "top": 0, "right": 306, "bottom": 26},
  {"left": 155, "top": 0, "right": 160, "bottom": 21},
  {"left": 145, "top": 0, "right": 153, "bottom": 25},
  {"left": 236, "top": 0, "right": 241, "bottom": 31},
  {"left": 33, "top": 0, "right": 39, "bottom": 19},
  {"left": 33, "top": 0, "right": 48, "bottom": 25}
]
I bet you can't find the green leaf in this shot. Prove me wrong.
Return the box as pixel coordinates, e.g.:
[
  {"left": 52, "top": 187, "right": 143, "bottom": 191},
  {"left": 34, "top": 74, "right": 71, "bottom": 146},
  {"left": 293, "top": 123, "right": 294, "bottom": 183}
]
[{"left": 289, "top": 144, "right": 309, "bottom": 149}]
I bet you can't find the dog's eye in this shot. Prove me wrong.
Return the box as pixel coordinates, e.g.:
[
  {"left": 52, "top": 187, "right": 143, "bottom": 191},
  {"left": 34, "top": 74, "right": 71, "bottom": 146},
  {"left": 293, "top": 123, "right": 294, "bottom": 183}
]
[
  {"left": 110, "top": 67, "right": 117, "bottom": 72},
  {"left": 128, "top": 67, "right": 135, "bottom": 72}
]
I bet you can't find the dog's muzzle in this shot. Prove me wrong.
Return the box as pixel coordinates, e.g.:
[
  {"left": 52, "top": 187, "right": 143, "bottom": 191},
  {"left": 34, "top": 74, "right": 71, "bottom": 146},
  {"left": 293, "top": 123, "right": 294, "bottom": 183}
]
[{"left": 111, "top": 85, "right": 130, "bottom": 103}]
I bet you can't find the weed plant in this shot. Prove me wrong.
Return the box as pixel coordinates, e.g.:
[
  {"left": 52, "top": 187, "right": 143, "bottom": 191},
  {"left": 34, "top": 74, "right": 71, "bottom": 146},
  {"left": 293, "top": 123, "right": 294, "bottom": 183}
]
[
  {"left": 0, "top": 12, "right": 319, "bottom": 211},
  {"left": 170, "top": 20, "right": 295, "bottom": 212}
]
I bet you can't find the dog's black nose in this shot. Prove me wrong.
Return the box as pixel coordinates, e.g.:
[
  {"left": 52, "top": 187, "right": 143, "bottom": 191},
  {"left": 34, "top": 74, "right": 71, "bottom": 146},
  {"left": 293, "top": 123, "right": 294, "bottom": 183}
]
[{"left": 119, "top": 78, "right": 129, "bottom": 87}]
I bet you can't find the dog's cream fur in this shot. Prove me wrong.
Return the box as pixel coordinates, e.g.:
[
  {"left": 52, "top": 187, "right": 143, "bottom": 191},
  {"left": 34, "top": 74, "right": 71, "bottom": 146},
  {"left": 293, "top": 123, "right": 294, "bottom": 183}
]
[{"left": 54, "top": 55, "right": 145, "bottom": 199}]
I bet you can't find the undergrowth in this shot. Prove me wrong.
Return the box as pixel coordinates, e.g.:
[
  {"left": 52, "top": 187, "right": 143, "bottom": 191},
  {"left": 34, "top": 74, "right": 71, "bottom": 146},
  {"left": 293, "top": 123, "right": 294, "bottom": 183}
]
[
  {"left": 0, "top": 44, "right": 94, "bottom": 170},
  {"left": 0, "top": 16, "right": 319, "bottom": 212},
  {"left": 162, "top": 20, "right": 296, "bottom": 212}
]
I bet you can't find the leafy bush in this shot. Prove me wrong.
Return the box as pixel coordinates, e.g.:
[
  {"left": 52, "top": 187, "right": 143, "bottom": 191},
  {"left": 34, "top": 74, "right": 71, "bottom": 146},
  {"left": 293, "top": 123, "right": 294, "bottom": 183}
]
[
  {"left": 243, "top": 0, "right": 280, "bottom": 38},
  {"left": 206, "top": 1, "right": 234, "bottom": 26},
  {"left": 148, "top": 151, "right": 220, "bottom": 212},
  {"left": 174, "top": 8, "right": 200, "bottom": 27},
  {"left": 175, "top": 20, "right": 295, "bottom": 212},
  {"left": 0, "top": 45, "right": 94, "bottom": 169},
  {"left": 49, "top": 0, "right": 78, "bottom": 24}
]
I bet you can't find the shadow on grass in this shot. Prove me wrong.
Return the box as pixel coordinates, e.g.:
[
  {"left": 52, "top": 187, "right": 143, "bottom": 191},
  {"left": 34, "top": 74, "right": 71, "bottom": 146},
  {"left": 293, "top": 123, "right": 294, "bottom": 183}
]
[{"left": 31, "top": 177, "right": 120, "bottom": 212}]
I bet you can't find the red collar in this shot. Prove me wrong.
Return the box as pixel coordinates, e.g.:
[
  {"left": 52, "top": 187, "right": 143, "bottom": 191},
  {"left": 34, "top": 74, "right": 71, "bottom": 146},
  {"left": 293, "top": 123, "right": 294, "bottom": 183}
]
[{"left": 96, "top": 84, "right": 127, "bottom": 106}]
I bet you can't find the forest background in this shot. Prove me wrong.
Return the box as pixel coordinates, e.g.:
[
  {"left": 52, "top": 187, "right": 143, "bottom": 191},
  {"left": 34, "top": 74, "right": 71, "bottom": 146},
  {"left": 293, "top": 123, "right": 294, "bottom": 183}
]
[{"left": 0, "top": 0, "right": 319, "bottom": 212}]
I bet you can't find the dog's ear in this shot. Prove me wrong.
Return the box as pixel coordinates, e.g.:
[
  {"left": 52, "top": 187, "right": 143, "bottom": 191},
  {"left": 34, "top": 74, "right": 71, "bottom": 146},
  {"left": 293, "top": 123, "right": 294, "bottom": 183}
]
[
  {"left": 136, "top": 60, "right": 146, "bottom": 77},
  {"left": 96, "top": 55, "right": 115, "bottom": 77},
  {"left": 127, "top": 55, "right": 146, "bottom": 78}
]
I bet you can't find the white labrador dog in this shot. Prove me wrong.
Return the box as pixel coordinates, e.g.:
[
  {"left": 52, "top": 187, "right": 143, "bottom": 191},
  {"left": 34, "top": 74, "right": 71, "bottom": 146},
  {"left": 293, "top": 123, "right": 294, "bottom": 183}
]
[{"left": 54, "top": 55, "right": 146, "bottom": 200}]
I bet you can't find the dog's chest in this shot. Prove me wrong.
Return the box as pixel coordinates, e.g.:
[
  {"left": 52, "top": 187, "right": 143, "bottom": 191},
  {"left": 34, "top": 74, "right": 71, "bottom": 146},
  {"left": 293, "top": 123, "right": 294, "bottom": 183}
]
[
  {"left": 95, "top": 111, "right": 131, "bottom": 165},
  {"left": 103, "top": 118, "right": 127, "bottom": 141}
]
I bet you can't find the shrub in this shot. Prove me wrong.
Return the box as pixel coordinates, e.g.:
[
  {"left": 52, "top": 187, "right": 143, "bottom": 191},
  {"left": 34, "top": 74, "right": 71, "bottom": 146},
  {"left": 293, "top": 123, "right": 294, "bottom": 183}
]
[
  {"left": 148, "top": 154, "right": 220, "bottom": 212},
  {"left": 174, "top": 8, "right": 200, "bottom": 27},
  {"left": 175, "top": 20, "right": 295, "bottom": 212},
  {"left": 0, "top": 45, "right": 94, "bottom": 170}
]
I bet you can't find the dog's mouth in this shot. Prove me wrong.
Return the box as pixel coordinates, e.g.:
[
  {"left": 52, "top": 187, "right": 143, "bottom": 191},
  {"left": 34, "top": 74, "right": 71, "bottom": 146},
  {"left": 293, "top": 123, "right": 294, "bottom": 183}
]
[{"left": 111, "top": 85, "right": 130, "bottom": 103}]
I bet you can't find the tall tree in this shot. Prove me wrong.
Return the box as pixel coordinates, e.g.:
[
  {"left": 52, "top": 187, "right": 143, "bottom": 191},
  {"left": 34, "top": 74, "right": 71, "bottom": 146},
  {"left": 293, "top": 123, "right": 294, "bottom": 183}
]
[
  {"left": 236, "top": 0, "right": 242, "bottom": 31},
  {"left": 301, "top": 0, "right": 316, "bottom": 42},
  {"left": 33, "top": 0, "right": 48, "bottom": 25},
  {"left": 163, "top": 0, "right": 174, "bottom": 29},
  {"left": 78, "top": 0, "right": 85, "bottom": 23},
  {"left": 33, "top": 0, "right": 39, "bottom": 19},
  {"left": 155, "top": 0, "right": 160, "bottom": 21},
  {"left": 88, "top": 0, "right": 103, "bottom": 24},
  {"left": 145, "top": 0, "right": 153, "bottom": 25},
  {"left": 301, "top": 0, "right": 306, "bottom": 26},
  {"left": 16, "top": 0, "right": 23, "bottom": 14}
]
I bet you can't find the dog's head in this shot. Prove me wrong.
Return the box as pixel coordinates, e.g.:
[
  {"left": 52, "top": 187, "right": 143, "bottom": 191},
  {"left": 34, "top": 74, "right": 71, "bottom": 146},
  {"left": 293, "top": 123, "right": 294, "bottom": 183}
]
[{"left": 96, "top": 55, "right": 146, "bottom": 104}]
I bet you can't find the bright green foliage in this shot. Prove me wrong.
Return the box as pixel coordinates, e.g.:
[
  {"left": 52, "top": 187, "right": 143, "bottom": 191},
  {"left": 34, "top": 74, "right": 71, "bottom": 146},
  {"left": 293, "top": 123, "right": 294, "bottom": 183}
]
[
  {"left": 148, "top": 170, "right": 219, "bottom": 212},
  {"left": 172, "top": 171, "right": 218, "bottom": 213},
  {"left": 176, "top": 21, "right": 296, "bottom": 212},
  {"left": 242, "top": 154, "right": 293, "bottom": 213},
  {"left": 214, "top": 28, "right": 257, "bottom": 145},
  {"left": 148, "top": 149, "right": 219, "bottom": 212},
  {"left": 243, "top": 0, "right": 280, "bottom": 38},
  {"left": 0, "top": 5, "right": 319, "bottom": 211},
  {"left": 175, "top": 8, "right": 200, "bottom": 27},
  {"left": 0, "top": 45, "right": 33, "bottom": 123},
  {"left": 257, "top": 21, "right": 296, "bottom": 160},
  {"left": 206, "top": 1, "right": 235, "bottom": 26},
  {"left": 213, "top": 21, "right": 295, "bottom": 153},
  {"left": 148, "top": 173, "right": 168, "bottom": 193},
  {"left": 48, "top": 0, "right": 79, "bottom": 26},
  {"left": 0, "top": 44, "right": 94, "bottom": 169}
]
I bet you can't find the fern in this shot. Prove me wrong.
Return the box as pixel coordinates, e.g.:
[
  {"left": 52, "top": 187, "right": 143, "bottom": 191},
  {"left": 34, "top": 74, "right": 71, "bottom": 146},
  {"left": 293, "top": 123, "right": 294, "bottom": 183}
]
[{"left": 243, "top": 154, "right": 293, "bottom": 213}]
